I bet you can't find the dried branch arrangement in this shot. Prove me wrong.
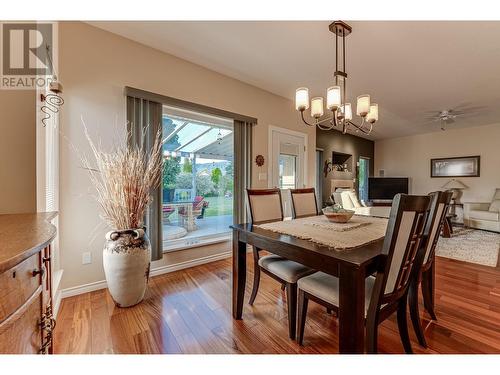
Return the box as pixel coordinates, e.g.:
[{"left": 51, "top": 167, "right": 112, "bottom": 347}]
[{"left": 81, "top": 127, "right": 164, "bottom": 230}]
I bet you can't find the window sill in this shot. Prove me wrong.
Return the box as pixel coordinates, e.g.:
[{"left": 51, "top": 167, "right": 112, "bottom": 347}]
[{"left": 163, "top": 232, "right": 231, "bottom": 253}]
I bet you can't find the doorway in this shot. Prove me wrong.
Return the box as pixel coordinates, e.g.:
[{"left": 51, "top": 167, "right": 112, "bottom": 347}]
[
  {"left": 358, "top": 157, "right": 370, "bottom": 203},
  {"left": 269, "top": 126, "right": 307, "bottom": 217}
]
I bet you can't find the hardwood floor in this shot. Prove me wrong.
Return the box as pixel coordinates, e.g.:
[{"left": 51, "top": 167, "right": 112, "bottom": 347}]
[{"left": 54, "top": 254, "right": 500, "bottom": 354}]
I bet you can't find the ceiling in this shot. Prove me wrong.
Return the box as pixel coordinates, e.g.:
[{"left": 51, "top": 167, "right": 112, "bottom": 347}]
[{"left": 89, "top": 21, "right": 500, "bottom": 140}]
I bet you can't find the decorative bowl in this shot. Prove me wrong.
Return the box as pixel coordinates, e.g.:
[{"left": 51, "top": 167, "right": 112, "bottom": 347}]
[{"left": 322, "top": 208, "right": 355, "bottom": 223}]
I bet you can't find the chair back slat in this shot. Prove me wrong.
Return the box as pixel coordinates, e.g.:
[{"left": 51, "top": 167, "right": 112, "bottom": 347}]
[
  {"left": 373, "top": 194, "right": 431, "bottom": 301},
  {"left": 246, "top": 188, "right": 284, "bottom": 224},
  {"left": 422, "top": 191, "right": 453, "bottom": 265},
  {"left": 290, "top": 188, "right": 318, "bottom": 219}
]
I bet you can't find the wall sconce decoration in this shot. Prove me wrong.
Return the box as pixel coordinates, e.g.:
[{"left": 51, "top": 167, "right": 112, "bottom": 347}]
[
  {"left": 41, "top": 89, "right": 64, "bottom": 127},
  {"left": 255, "top": 154, "right": 265, "bottom": 167},
  {"left": 40, "top": 43, "right": 64, "bottom": 127}
]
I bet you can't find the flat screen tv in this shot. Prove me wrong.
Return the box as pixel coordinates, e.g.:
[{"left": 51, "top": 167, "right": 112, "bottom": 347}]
[{"left": 368, "top": 177, "right": 408, "bottom": 201}]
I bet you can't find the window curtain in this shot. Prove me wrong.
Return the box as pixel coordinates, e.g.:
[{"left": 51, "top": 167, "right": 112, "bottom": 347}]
[
  {"left": 126, "top": 96, "right": 163, "bottom": 261},
  {"left": 233, "top": 120, "right": 254, "bottom": 224}
]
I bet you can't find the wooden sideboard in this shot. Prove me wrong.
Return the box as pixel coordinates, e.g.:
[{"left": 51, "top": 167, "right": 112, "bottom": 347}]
[{"left": 0, "top": 213, "right": 57, "bottom": 354}]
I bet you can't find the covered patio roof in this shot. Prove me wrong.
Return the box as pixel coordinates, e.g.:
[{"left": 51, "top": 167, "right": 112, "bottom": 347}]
[{"left": 163, "top": 105, "right": 233, "bottom": 161}]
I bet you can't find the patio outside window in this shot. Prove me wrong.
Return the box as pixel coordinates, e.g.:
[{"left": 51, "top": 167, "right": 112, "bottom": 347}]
[{"left": 162, "top": 106, "right": 234, "bottom": 251}]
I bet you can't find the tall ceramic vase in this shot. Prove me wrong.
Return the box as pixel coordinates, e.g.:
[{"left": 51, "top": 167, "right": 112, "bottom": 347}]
[{"left": 103, "top": 228, "right": 151, "bottom": 307}]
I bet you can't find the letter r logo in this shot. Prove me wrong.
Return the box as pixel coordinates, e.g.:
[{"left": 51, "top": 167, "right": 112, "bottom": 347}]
[{"left": 2, "top": 23, "right": 53, "bottom": 75}]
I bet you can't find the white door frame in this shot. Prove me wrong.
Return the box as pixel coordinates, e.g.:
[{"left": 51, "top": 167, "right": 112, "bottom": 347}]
[{"left": 267, "top": 125, "right": 308, "bottom": 189}]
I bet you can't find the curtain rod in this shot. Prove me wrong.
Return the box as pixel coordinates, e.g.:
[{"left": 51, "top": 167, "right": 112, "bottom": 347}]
[{"left": 125, "top": 86, "right": 258, "bottom": 124}]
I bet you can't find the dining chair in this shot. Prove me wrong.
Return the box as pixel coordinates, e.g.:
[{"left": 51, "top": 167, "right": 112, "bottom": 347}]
[
  {"left": 409, "top": 190, "right": 453, "bottom": 348},
  {"left": 290, "top": 187, "right": 334, "bottom": 315},
  {"left": 178, "top": 196, "right": 205, "bottom": 228},
  {"left": 246, "top": 188, "right": 314, "bottom": 339},
  {"left": 162, "top": 204, "right": 175, "bottom": 224},
  {"left": 290, "top": 188, "right": 319, "bottom": 219},
  {"left": 296, "top": 193, "right": 431, "bottom": 353}
]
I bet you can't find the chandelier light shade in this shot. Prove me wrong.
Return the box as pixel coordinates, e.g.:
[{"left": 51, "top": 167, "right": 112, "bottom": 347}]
[
  {"left": 342, "top": 103, "right": 352, "bottom": 121},
  {"left": 295, "top": 88, "right": 310, "bottom": 111},
  {"left": 311, "top": 97, "right": 324, "bottom": 118},
  {"left": 295, "top": 21, "right": 379, "bottom": 135},
  {"left": 327, "top": 86, "right": 341, "bottom": 110},
  {"left": 356, "top": 95, "right": 371, "bottom": 117},
  {"left": 367, "top": 104, "right": 379, "bottom": 123}
]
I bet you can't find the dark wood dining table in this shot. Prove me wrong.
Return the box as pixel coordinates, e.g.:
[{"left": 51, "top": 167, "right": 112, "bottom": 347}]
[{"left": 231, "top": 219, "right": 386, "bottom": 354}]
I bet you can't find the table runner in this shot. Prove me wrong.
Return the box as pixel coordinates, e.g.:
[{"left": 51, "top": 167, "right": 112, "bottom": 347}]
[{"left": 256, "top": 215, "right": 388, "bottom": 250}]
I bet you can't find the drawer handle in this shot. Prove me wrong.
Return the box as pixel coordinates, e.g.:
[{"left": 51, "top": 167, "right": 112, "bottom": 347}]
[
  {"left": 40, "top": 315, "right": 56, "bottom": 332},
  {"left": 32, "top": 267, "right": 45, "bottom": 277},
  {"left": 39, "top": 305, "right": 56, "bottom": 354}
]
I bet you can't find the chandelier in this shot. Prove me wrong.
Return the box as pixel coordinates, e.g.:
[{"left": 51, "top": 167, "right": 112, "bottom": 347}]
[{"left": 295, "top": 21, "right": 378, "bottom": 135}]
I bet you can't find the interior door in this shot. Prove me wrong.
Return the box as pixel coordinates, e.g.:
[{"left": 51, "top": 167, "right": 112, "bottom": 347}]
[{"left": 269, "top": 128, "right": 306, "bottom": 218}]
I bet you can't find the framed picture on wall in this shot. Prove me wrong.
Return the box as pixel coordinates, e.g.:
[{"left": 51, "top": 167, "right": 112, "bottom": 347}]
[{"left": 430, "top": 155, "right": 480, "bottom": 178}]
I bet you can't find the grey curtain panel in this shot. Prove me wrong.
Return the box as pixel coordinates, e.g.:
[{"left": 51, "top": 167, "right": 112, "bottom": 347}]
[
  {"left": 126, "top": 96, "right": 163, "bottom": 262},
  {"left": 233, "top": 120, "right": 254, "bottom": 224}
]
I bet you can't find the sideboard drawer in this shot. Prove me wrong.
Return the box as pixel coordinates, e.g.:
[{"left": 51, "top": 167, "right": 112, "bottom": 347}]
[
  {"left": 0, "top": 253, "right": 42, "bottom": 323},
  {"left": 0, "top": 288, "right": 43, "bottom": 354}
]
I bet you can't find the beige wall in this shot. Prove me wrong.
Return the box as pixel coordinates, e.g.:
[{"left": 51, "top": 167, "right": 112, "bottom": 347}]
[
  {"left": 0, "top": 90, "right": 36, "bottom": 214},
  {"left": 58, "top": 22, "right": 315, "bottom": 289},
  {"left": 374, "top": 123, "right": 500, "bottom": 203}
]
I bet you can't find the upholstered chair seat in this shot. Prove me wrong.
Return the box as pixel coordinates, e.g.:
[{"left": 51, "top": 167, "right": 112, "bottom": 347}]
[
  {"left": 298, "top": 273, "right": 379, "bottom": 315},
  {"left": 259, "top": 255, "right": 314, "bottom": 283}
]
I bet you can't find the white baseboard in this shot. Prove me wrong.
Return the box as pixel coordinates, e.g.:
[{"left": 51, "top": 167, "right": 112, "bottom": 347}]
[
  {"left": 60, "top": 279, "right": 108, "bottom": 299},
  {"left": 60, "top": 251, "right": 231, "bottom": 300}
]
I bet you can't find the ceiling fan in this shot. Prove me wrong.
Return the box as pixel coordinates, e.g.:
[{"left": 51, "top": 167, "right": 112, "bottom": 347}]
[{"left": 423, "top": 104, "right": 487, "bottom": 130}]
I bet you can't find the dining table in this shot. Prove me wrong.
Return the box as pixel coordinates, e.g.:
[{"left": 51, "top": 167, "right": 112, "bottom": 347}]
[{"left": 230, "top": 215, "right": 389, "bottom": 354}]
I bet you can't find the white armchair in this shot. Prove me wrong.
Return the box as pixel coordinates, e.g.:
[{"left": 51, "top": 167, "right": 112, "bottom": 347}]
[{"left": 463, "top": 189, "right": 500, "bottom": 233}]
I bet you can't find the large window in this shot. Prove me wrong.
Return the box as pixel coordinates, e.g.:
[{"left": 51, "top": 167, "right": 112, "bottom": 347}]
[{"left": 162, "top": 106, "right": 234, "bottom": 251}]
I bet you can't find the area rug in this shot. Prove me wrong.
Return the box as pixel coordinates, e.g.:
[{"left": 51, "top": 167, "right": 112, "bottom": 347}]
[{"left": 436, "top": 227, "right": 500, "bottom": 267}]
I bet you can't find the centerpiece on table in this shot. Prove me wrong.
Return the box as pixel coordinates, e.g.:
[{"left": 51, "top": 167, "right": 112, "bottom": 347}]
[
  {"left": 322, "top": 203, "right": 355, "bottom": 223},
  {"left": 81, "top": 127, "right": 163, "bottom": 307}
]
